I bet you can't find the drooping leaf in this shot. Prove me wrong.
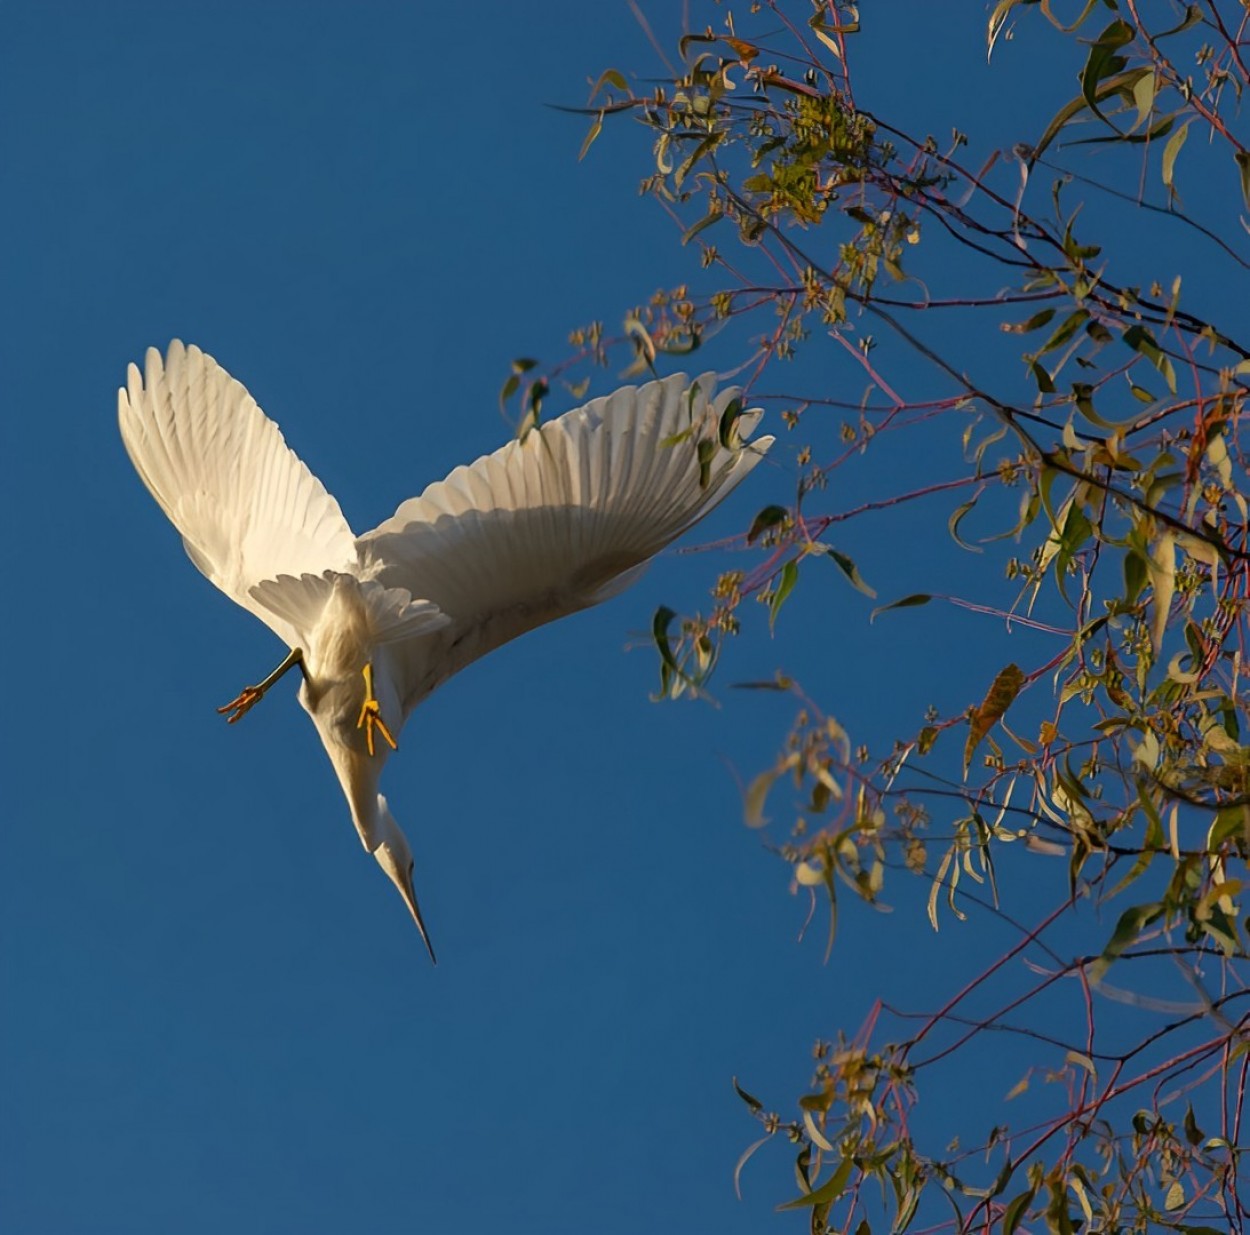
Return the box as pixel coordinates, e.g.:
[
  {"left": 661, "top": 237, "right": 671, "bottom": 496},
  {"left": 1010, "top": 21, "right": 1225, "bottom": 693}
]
[
  {"left": 578, "top": 111, "right": 604, "bottom": 161},
  {"left": 1032, "top": 67, "right": 1152, "bottom": 162},
  {"left": 777, "top": 1155, "right": 853, "bottom": 1211},
  {"left": 769, "top": 560, "right": 799, "bottom": 631},
  {"left": 1161, "top": 117, "right": 1192, "bottom": 192},
  {"left": 732, "top": 1076, "right": 764, "bottom": 1113},
  {"left": 743, "top": 768, "right": 776, "bottom": 828},
  {"left": 1002, "top": 1187, "right": 1037, "bottom": 1235},
  {"left": 1039, "top": 308, "right": 1090, "bottom": 355},
  {"left": 827, "top": 548, "right": 877, "bottom": 597},
  {"left": 1089, "top": 901, "right": 1164, "bottom": 983},
  {"left": 718, "top": 397, "right": 744, "bottom": 449},
  {"left": 964, "top": 664, "right": 1026, "bottom": 776},
  {"left": 948, "top": 498, "right": 983, "bottom": 553},
  {"left": 1236, "top": 150, "right": 1250, "bottom": 211},
  {"left": 697, "top": 437, "right": 716, "bottom": 489},
  {"left": 1122, "top": 324, "right": 1177, "bottom": 393},
  {"left": 651, "top": 605, "right": 684, "bottom": 699},
  {"left": 1148, "top": 532, "right": 1176, "bottom": 654},
  {"left": 747, "top": 504, "right": 789, "bottom": 544},
  {"left": 1029, "top": 359, "right": 1056, "bottom": 393}
]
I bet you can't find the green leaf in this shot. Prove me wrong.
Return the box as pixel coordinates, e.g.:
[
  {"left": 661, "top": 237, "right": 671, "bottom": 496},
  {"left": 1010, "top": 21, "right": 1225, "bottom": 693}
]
[
  {"left": 578, "top": 111, "right": 603, "bottom": 162},
  {"left": 651, "top": 606, "right": 683, "bottom": 698},
  {"left": 674, "top": 133, "right": 723, "bottom": 189},
  {"left": 747, "top": 504, "right": 788, "bottom": 544},
  {"left": 1130, "top": 70, "right": 1157, "bottom": 132},
  {"left": 718, "top": 396, "right": 744, "bottom": 449},
  {"left": 697, "top": 437, "right": 716, "bottom": 489},
  {"left": 732, "top": 1076, "right": 763, "bottom": 1113},
  {"left": 770, "top": 560, "right": 799, "bottom": 631},
  {"left": 1156, "top": 4, "right": 1203, "bottom": 39},
  {"left": 1004, "top": 307, "right": 1056, "bottom": 334},
  {"left": 682, "top": 209, "right": 723, "bottom": 245},
  {"left": 1236, "top": 150, "right": 1250, "bottom": 211},
  {"left": 964, "top": 664, "right": 1026, "bottom": 776},
  {"left": 871, "top": 593, "right": 932, "bottom": 622},
  {"left": 1029, "top": 359, "right": 1056, "bottom": 393},
  {"left": 1183, "top": 1104, "right": 1205, "bottom": 1146},
  {"left": 827, "top": 548, "right": 877, "bottom": 597},
  {"left": 1032, "top": 67, "right": 1151, "bottom": 162},
  {"left": 588, "top": 68, "right": 627, "bottom": 102},
  {"left": 948, "top": 498, "right": 983, "bottom": 553},
  {"left": 1003, "top": 1187, "right": 1036, "bottom": 1235},
  {"left": 1122, "top": 324, "right": 1177, "bottom": 393},
  {"left": 1080, "top": 20, "right": 1133, "bottom": 113},
  {"left": 1040, "top": 308, "right": 1090, "bottom": 355},
  {"left": 1161, "top": 117, "right": 1192, "bottom": 192},
  {"left": 777, "top": 1155, "right": 853, "bottom": 1211},
  {"left": 743, "top": 768, "right": 777, "bottom": 828},
  {"left": 1053, "top": 500, "right": 1093, "bottom": 601},
  {"left": 1089, "top": 901, "right": 1164, "bottom": 983}
]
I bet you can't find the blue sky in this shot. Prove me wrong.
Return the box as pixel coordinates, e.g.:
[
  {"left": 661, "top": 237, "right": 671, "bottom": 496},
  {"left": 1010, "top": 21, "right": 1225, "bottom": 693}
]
[{"left": 2, "top": 5, "right": 1236, "bottom": 1233}]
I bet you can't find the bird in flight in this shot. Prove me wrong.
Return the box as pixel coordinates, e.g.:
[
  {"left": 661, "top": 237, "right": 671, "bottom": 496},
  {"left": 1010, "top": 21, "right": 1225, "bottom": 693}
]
[{"left": 119, "top": 341, "right": 772, "bottom": 961}]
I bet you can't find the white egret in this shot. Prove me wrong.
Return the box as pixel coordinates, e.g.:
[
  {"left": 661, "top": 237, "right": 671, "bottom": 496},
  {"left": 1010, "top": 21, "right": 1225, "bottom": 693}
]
[{"left": 119, "top": 340, "right": 772, "bottom": 960}]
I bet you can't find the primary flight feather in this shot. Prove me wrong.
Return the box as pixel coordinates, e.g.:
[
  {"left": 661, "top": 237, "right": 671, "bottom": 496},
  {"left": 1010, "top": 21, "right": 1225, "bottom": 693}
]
[{"left": 119, "top": 340, "right": 773, "bottom": 960}]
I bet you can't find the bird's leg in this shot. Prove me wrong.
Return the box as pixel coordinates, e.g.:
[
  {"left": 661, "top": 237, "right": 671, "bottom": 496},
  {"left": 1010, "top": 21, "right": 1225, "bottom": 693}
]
[
  {"left": 217, "top": 647, "right": 307, "bottom": 724},
  {"left": 356, "top": 662, "right": 397, "bottom": 757}
]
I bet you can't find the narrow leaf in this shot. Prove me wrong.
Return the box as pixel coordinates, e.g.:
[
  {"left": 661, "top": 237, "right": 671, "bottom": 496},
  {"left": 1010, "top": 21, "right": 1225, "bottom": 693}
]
[
  {"left": 871, "top": 593, "right": 932, "bottom": 622},
  {"left": 1161, "top": 117, "right": 1192, "bottom": 191},
  {"left": 827, "top": 548, "right": 877, "bottom": 597},
  {"left": 769, "top": 560, "right": 799, "bottom": 631},
  {"left": 1236, "top": 150, "right": 1250, "bottom": 211},
  {"left": 1089, "top": 901, "right": 1164, "bottom": 983},
  {"left": 777, "top": 1156, "right": 853, "bottom": 1211}
]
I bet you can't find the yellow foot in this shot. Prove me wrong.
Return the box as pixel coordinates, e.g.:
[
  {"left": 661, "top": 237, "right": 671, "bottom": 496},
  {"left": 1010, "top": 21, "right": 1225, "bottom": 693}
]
[
  {"left": 218, "top": 686, "right": 264, "bottom": 724},
  {"left": 356, "top": 663, "right": 397, "bottom": 757}
]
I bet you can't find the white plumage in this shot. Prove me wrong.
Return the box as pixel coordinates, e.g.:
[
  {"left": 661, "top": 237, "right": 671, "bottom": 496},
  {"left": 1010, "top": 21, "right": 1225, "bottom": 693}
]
[{"left": 119, "top": 340, "right": 773, "bottom": 959}]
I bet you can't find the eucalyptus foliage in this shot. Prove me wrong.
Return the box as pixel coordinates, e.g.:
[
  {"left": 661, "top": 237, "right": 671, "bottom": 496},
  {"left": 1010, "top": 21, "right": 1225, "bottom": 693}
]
[{"left": 508, "top": 3, "right": 1249, "bottom": 1230}]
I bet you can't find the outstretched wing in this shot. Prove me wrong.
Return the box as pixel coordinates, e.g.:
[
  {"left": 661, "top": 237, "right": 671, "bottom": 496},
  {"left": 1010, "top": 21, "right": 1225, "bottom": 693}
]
[
  {"left": 118, "top": 340, "right": 359, "bottom": 648},
  {"left": 358, "top": 371, "right": 773, "bottom": 711}
]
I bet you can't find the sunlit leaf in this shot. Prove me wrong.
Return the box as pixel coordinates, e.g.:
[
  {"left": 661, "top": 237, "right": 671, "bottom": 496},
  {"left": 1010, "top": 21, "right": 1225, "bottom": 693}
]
[
  {"left": 744, "top": 768, "right": 777, "bottom": 829},
  {"left": 964, "top": 664, "right": 1026, "bottom": 776},
  {"left": 1161, "top": 117, "right": 1192, "bottom": 192},
  {"left": 578, "top": 111, "right": 603, "bottom": 162},
  {"left": 770, "top": 560, "right": 799, "bottom": 631},
  {"left": 1148, "top": 532, "right": 1175, "bottom": 655}
]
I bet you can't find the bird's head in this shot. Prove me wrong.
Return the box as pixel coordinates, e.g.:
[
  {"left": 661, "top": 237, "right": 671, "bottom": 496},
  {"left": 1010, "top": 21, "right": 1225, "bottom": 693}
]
[{"left": 373, "top": 794, "right": 437, "bottom": 965}]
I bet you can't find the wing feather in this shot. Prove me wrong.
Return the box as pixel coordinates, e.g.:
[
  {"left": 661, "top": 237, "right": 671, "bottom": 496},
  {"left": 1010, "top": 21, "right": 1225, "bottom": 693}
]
[
  {"left": 118, "top": 340, "right": 359, "bottom": 647},
  {"left": 358, "top": 372, "right": 774, "bottom": 710}
]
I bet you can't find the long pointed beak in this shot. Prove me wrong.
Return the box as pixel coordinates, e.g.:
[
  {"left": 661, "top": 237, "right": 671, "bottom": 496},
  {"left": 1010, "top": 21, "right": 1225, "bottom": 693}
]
[
  {"left": 374, "top": 840, "right": 438, "bottom": 965},
  {"left": 397, "top": 866, "right": 438, "bottom": 966}
]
